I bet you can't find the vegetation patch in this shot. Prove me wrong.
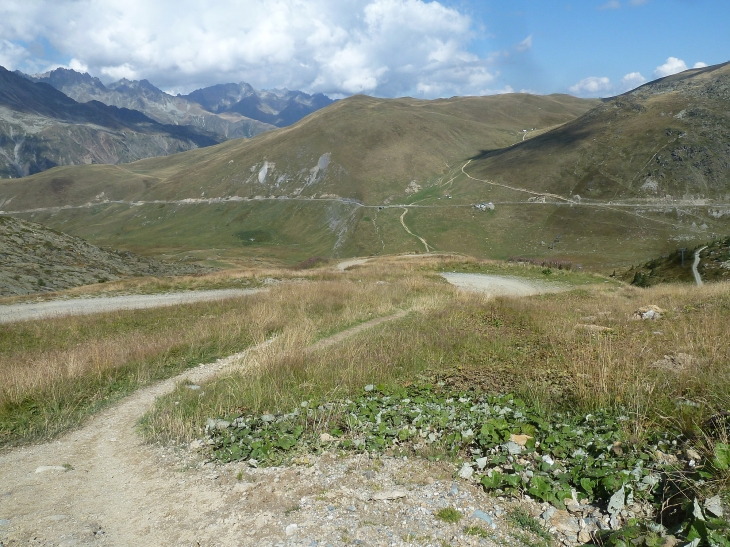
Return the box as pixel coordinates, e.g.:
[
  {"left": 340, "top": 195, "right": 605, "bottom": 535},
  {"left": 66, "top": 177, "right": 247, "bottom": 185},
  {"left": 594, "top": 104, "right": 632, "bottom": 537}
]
[{"left": 203, "top": 384, "right": 728, "bottom": 545}]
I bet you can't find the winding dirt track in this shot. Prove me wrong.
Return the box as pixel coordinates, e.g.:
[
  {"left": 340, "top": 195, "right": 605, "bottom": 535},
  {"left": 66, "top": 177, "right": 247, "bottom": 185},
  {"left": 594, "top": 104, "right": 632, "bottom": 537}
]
[
  {"left": 0, "top": 273, "right": 559, "bottom": 546},
  {"left": 0, "top": 310, "right": 409, "bottom": 546},
  {"left": 0, "top": 289, "right": 261, "bottom": 324}
]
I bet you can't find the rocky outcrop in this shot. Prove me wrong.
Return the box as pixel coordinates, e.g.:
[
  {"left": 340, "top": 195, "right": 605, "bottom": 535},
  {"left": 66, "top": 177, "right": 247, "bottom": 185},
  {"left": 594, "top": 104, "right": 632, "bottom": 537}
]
[{"left": 0, "top": 215, "right": 204, "bottom": 296}]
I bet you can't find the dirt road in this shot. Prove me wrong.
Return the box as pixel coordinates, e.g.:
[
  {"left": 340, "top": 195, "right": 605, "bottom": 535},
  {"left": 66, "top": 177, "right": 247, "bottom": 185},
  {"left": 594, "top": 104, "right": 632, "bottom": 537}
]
[
  {"left": 692, "top": 246, "right": 707, "bottom": 286},
  {"left": 440, "top": 272, "right": 565, "bottom": 297},
  {"left": 0, "top": 289, "right": 260, "bottom": 324},
  {"left": 0, "top": 311, "right": 412, "bottom": 547}
]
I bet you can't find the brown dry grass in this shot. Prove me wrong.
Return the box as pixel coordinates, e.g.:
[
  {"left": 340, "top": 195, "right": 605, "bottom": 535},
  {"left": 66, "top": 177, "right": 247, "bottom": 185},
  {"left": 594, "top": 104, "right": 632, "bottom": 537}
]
[
  {"left": 142, "top": 269, "right": 730, "bottom": 444},
  {"left": 0, "top": 267, "right": 451, "bottom": 445}
]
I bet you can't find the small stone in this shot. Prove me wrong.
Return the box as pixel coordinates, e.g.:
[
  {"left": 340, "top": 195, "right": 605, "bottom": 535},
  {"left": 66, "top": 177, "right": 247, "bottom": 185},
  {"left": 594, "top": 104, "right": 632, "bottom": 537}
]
[
  {"left": 704, "top": 495, "right": 723, "bottom": 518},
  {"left": 541, "top": 507, "right": 556, "bottom": 521},
  {"left": 552, "top": 510, "right": 581, "bottom": 534},
  {"left": 0, "top": 519, "right": 10, "bottom": 527},
  {"left": 509, "top": 434, "right": 533, "bottom": 447},
  {"left": 364, "top": 384, "right": 375, "bottom": 392},
  {"left": 189, "top": 440, "right": 203, "bottom": 450},
  {"left": 475, "top": 457, "right": 488, "bottom": 470},
  {"left": 261, "top": 414, "right": 276, "bottom": 423},
  {"left": 35, "top": 466, "right": 68, "bottom": 473},
  {"left": 285, "top": 523, "right": 298, "bottom": 536},
  {"left": 458, "top": 463, "right": 473, "bottom": 479},
  {"left": 578, "top": 528, "right": 592, "bottom": 544},
  {"left": 186, "top": 384, "right": 201, "bottom": 390},
  {"left": 503, "top": 441, "right": 523, "bottom": 455},
  {"left": 448, "top": 483, "right": 459, "bottom": 497},
  {"left": 565, "top": 499, "right": 583, "bottom": 515},
  {"left": 371, "top": 490, "right": 407, "bottom": 501},
  {"left": 607, "top": 486, "right": 625, "bottom": 517},
  {"left": 319, "top": 433, "right": 335, "bottom": 442},
  {"left": 347, "top": 505, "right": 356, "bottom": 512},
  {"left": 364, "top": 470, "right": 376, "bottom": 480},
  {"left": 472, "top": 510, "right": 496, "bottom": 529},
  {"left": 685, "top": 448, "right": 701, "bottom": 461},
  {"left": 693, "top": 498, "right": 705, "bottom": 521},
  {"left": 425, "top": 476, "right": 435, "bottom": 485},
  {"left": 206, "top": 418, "right": 231, "bottom": 430}
]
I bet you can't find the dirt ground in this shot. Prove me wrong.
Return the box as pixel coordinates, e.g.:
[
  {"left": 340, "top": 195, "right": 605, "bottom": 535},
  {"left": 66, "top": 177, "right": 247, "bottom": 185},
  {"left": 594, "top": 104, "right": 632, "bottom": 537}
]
[{"left": 0, "top": 274, "right": 560, "bottom": 547}]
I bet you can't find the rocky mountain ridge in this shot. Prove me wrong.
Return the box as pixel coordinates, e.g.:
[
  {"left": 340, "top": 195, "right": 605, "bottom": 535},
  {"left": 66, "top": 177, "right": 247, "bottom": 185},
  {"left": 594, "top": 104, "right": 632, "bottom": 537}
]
[
  {"left": 0, "top": 66, "right": 220, "bottom": 178},
  {"left": 20, "top": 68, "right": 276, "bottom": 140},
  {"left": 21, "top": 68, "right": 333, "bottom": 138}
]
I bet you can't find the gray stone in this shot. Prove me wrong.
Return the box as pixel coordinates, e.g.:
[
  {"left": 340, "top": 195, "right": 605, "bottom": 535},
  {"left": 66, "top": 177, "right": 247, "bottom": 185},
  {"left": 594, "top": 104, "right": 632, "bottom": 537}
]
[
  {"left": 0, "top": 519, "right": 9, "bottom": 527},
  {"left": 704, "top": 495, "right": 723, "bottom": 518},
  {"left": 693, "top": 498, "right": 705, "bottom": 521},
  {"left": 205, "top": 418, "right": 231, "bottom": 431},
  {"left": 541, "top": 507, "right": 556, "bottom": 521},
  {"left": 503, "top": 441, "right": 523, "bottom": 455},
  {"left": 475, "top": 457, "right": 488, "bottom": 470},
  {"left": 371, "top": 490, "right": 407, "bottom": 501},
  {"left": 607, "top": 486, "right": 625, "bottom": 516},
  {"left": 260, "top": 414, "right": 276, "bottom": 422},
  {"left": 458, "top": 463, "right": 473, "bottom": 479},
  {"left": 285, "top": 523, "right": 298, "bottom": 536},
  {"left": 364, "top": 384, "right": 375, "bottom": 392},
  {"left": 186, "top": 384, "right": 201, "bottom": 390},
  {"left": 448, "top": 483, "right": 459, "bottom": 497},
  {"left": 472, "top": 510, "right": 496, "bottom": 529}
]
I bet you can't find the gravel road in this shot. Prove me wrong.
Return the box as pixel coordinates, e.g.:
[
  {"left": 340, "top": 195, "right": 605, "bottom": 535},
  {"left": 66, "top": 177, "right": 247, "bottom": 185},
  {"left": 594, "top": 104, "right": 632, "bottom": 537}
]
[
  {"left": 0, "top": 289, "right": 261, "bottom": 324},
  {"left": 440, "top": 272, "right": 565, "bottom": 296}
]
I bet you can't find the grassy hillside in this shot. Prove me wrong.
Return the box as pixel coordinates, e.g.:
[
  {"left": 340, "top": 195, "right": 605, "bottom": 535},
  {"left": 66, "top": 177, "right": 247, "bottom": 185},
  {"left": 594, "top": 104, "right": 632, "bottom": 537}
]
[{"left": 2, "top": 64, "right": 729, "bottom": 271}]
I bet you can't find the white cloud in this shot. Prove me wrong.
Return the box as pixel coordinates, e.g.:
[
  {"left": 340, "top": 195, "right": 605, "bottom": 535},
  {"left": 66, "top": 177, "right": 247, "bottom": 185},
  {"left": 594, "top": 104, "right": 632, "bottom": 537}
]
[
  {"left": 569, "top": 71, "right": 646, "bottom": 97},
  {"left": 653, "top": 57, "right": 688, "bottom": 78},
  {"left": 569, "top": 76, "right": 612, "bottom": 96},
  {"left": 0, "top": 0, "right": 510, "bottom": 98},
  {"left": 0, "top": 39, "right": 28, "bottom": 70},
  {"left": 693, "top": 61, "right": 708, "bottom": 69},
  {"left": 515, "top": 35, "right": 532, "bottom": 53},
  {"left": 621, "top": 71, "right": 646, "bottom": 90},
  {"left": 629, "top": 0, "right": 649, "bottom": 5}
]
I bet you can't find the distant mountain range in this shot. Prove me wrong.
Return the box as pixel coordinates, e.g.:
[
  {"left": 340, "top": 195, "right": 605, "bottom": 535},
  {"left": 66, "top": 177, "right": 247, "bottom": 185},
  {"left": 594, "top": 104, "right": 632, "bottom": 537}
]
[
  {"left": 21, "top": 68, "right": 333, "bottom": 134},
  {"left": 0, "top": 66, "right": 334, "bottom": 178},
  {"left": 0, "top": 66, "right": 220, "bottom": 178}
]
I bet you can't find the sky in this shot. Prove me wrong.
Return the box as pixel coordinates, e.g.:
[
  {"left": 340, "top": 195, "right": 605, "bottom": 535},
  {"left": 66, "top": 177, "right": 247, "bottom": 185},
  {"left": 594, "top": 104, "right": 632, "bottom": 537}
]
[{"left": 0, "top": 0, "right": 728, "bottom": 99}]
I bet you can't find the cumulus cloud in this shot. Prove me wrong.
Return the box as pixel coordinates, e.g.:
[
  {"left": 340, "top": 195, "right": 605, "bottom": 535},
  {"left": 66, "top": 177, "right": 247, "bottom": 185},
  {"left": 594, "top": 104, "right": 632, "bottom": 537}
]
[
  {"left": 621, "top": 72, "right": 646, "bottom": 89},
  {"left": 653, "top": 56, "right": 688, "bottom": 78},
  {"left": 693, "top": 61, "right": 708, "bottom": 68},
  {"left": 569, "top": 71, "right": 646, "bottom": 97},
  {"left": 569, "top": 76, "right": 612, "bottom": 96},
  {"left": 0, "top": 0, "right": 517, "bottom": 98}
]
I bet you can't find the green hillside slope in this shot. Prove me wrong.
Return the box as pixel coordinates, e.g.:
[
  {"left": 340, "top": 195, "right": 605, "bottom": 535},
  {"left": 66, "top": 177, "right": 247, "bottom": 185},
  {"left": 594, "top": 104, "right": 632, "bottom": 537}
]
[{"left": 3, "top": 63, "right": 727, "bottom": 272}]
